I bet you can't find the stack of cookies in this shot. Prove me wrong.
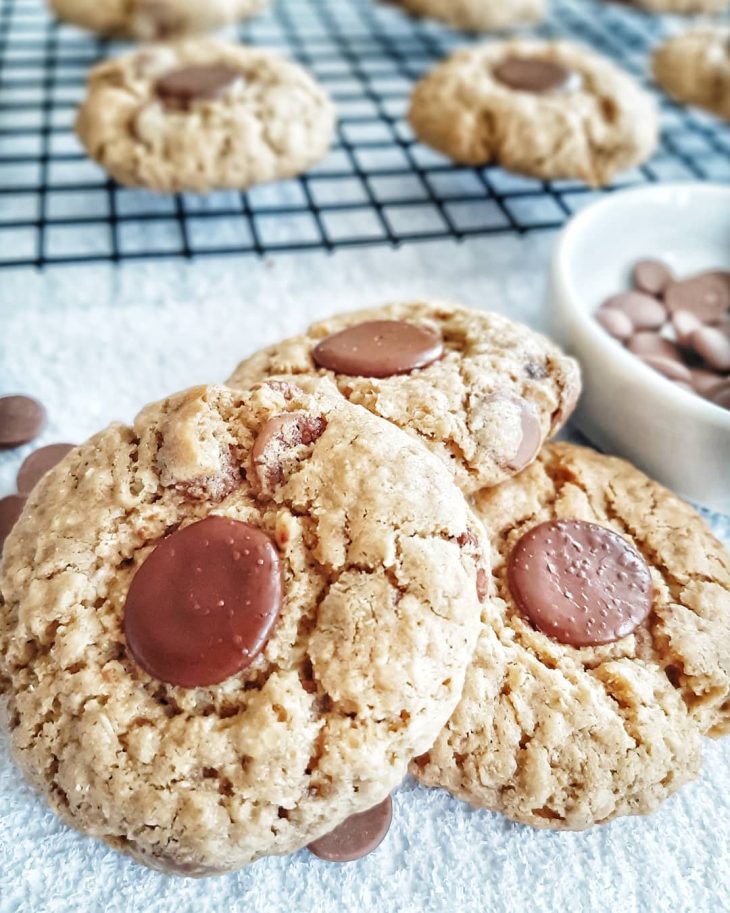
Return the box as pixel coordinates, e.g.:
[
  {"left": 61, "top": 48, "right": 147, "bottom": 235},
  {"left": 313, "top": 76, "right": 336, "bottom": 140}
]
[{"left": 1, "top": 302, "right": 728, "bottom": 875}]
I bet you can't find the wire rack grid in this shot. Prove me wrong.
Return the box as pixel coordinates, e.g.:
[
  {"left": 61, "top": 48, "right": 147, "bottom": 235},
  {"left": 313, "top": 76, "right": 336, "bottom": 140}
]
[{"left": 0, "top": 0, "right": 728, "bottom": 269}]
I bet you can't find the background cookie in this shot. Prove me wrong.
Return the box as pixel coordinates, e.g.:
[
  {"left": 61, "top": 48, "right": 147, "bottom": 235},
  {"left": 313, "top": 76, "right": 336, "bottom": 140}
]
[
  {"left": 413, "top": 442, "right": 730, "bottom": 829},
  {"left": 409, "top": 40, "right": 659, "bottom": 186},
  {"left": 381, "top": 0, "right": 546, "bottom": 31},
  {"left": 653, "top": 28, "right": 730, "bottom": 122},
  {"left": 49, "top": 0, "right": 271, "bottom": 39},
  {"left": 76, "top": 40, "right": 336, "bottom": 193},
  {"left": 629, "top": 0, "right": 729, "bottom": 12},
  {"left": 0, "top": 381, "right": 486, "bottom": 873},
  {"left": 226, "top": 301, "right": 581, "bottom": 495}
]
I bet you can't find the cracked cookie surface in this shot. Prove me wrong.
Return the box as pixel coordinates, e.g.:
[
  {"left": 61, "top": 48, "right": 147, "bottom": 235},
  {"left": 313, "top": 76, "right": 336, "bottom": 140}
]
[
  {"left": 0, "top": 381, "right": 486, "bottom": 874},
  {"left": 50, "top": 0, "right": 270, "bottom": 38},
  {"left": 76, "top": 40, "right": 336, "bottom": 193},
  {"left": 226, "top": 301, "right": 581, "bottom": 495},
  {"left": 408, "top": 40, "right": 658, "bottom": 186},
  {"left": 381, "top": 0, "right": 545, "bottom": 31},
  {"left": 653, "top": 27, "right": 730, "bottom": 122},
  {"left": 413, "top": 443, "right": 730, "bottom": 830}
]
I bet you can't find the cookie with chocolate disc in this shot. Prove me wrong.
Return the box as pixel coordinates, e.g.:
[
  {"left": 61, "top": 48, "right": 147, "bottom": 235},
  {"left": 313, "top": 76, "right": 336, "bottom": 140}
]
[
  {"left": 76, "top": 40, "right": 335, "bottom": 193},
  {"left": 227, "top": 301, "right": 581, "bottom": 495},
  {"left": 653, "top": 28, "right": 730, "bottom": 123},
  {"left": 413, "top": 442, "right": 730, "bottom": 830},
  {"left": 0, "top": 381, "right": 487, "bottom": 874},
  {"left": 409, "top": 40, "right": 658, "bottom": 186},
  {"left": 381, "top": 0, "right": 546, "bottom": 32}
]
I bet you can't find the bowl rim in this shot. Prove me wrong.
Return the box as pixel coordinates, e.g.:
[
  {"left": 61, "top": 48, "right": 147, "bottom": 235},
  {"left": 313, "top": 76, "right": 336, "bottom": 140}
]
[{"left": 552, "top": 181, "right": 730, "bottom": 431}]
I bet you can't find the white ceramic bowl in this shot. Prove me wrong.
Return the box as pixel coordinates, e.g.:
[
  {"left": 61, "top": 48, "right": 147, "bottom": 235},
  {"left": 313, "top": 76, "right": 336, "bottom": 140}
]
[{"left": 549, "top": 182, "right": 730, "bottom": 514}]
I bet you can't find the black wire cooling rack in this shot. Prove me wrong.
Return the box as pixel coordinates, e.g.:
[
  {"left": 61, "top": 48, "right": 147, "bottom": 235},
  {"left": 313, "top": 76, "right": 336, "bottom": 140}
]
[{"left": 0, "top": 0, "right": 728, "bottom": 269}]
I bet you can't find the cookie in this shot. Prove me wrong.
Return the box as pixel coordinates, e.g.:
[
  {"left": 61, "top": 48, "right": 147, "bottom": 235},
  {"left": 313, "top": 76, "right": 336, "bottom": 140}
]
[
  {"left": 0, "top": 381, "right": 487, "bottom": 874},
  {"left": 381, "top": 0, "right": 545, "bottom": 32},
  {"left": 413, "top": 442, "right": 730, "bottom": 830},
  {"left": 226, "top": 301, "right": 581, "bottom": 496},
  {"left": 76, "top": 40, "right": 336, "bottom": 193},
  {"left": 629, "top": 0, "right": 729, "bottom": 12},
  {"left": 409, "top": 40, "right": 659, "bottom": 187},
  {"left": 653, "top": 28, "right": 730, "bottom": 122},
  {"left": 49, "top": 0, "right": 270, "bottom": 39}
]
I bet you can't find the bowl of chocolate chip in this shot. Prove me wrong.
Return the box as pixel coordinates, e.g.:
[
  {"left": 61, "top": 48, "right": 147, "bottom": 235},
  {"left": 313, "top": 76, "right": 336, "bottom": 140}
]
[{"left": 550, "top": 182, "right": 730, "bottom": 513}]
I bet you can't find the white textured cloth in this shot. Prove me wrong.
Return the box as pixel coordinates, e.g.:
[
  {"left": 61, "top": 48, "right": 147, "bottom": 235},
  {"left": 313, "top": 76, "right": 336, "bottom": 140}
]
[{"left": 1, "top": 237, "right": 729, "bottom": 912}]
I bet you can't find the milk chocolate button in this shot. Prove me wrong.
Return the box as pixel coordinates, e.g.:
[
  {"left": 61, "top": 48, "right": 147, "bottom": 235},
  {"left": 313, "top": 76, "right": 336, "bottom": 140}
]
[
  {"left": 0, "top": 495, "right": 26, "bottom": 552},
  {"left": 156, "top": 64, "right": 241, "bottom": 110},
  {"left": 312, "top": 320, "right": 443, "bottom": 378},
  {"left": 17, "top": 443, "right": 74, "bottom": 495},
  {"left": 508, "top": 519, "right": 653, "bottom": 647},
  {"left": 493, "top": 56, "right": 575, "bottom": 93},
  {"left": 124, "top": 516, "right": 282, "bottom": 687},
  {"left": 665, "top": 271, "right": 730, "bottom": 324},
  {"left": 486, "top": 393, "right": 542, "bottom": 473},
  {"left": 603, "top": 292, "right": 666, "bottom": 330},
  {"left": 0, "top": 395, "right": 46, "bottom": 448},
  {"left": 632, "top": 259, "right": 672, "bottom": 297},
  {"left": 307, "top": 796, "right": 392, "bottom": 862}
]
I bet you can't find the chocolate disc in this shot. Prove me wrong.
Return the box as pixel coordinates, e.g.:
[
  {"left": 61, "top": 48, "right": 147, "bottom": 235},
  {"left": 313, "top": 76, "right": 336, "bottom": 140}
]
[
  {"left": 664, "top": 271, "right": 730, "bottom": 324},
  {"left": 485, "top": 393, "right": 542, "bottom": 473},
  {"left": 312, "top": 320, "right": 444, "bottom": 378},
  {"left": 0, "top": 395, "right": 46, "bottom": 448},
  {"left": 124, "top": 516, "right": 282, "bottom": 687},
  {"left": 508, "top": 519, "right": 653, "bottom": 647},
  {"left": 307, "top": 796, "right": 393, "bottom": 862},
  {"left": 156, "top": 64, "right": 241, "bottom": 110},
  {"left": 632, "top": 259, "right": 673, "bottom": 297},
  {"left": 493, "top": 56, "right": 575, "bottom": 94},
  {"left": 0, "top": 495, "right": 26, "bottom": 552},
  {"left": 252, "top": 413, "right": 327, "bottom": 492},
  {"left": 17, "top": 443, "right": 74, "bottom": 495}
]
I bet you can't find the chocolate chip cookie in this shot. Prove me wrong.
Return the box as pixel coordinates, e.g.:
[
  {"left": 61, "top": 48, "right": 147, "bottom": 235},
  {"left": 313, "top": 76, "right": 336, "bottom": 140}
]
[
  {"left": 653, "top": 27, "right": 730, "bottom": 122},
  {"left": 0, "top": 381, "right": 487, "bottom": 874},
  {"left": 226, "top": 301, "right": 581, "bottom": 496},
  {"left": 413, "top": 443, "right": 730, "bottom": 830},
  {"left": 50, "top": 0, "right": 270, "bottom": 39},
  {"left": 381, "top": 0, "right": 546, "bottom": 31},
  {"left": 409, "top": 40, "right": 659, "bottom": 186},
  {"left": 76, "top": 40, "right": 336, "bottom": 193}
]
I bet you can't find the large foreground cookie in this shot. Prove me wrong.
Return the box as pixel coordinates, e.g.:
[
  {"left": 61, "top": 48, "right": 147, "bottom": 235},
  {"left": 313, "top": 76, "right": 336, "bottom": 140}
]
[
  {"left": 381, "top": 0, "right": 545, "bottom": 31},
  {"left": 653, "top": 28, "right": 730, "bottom": 122},
  {"left": 76, "top": 41, "right": 336, "bottom": 193},
  {"left": 0, "top": 382, "right": 486, "bottom": 874},
  {"left": 226, "top": 301, "right": 581, "bottom": 495},
  {"left": 409, "top": 40, "right": 658, "bottom": 186},
  {"left": 414, "top": 443, "right": 730, "bottom": 830},
  {"left": 50, "top": 0, "right": 270, "bottom": 39}
]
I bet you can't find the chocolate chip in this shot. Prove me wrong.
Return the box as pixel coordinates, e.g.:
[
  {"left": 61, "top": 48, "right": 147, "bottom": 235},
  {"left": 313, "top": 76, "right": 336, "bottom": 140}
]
[
  {"left": 664, "top": 271, "right": 730, "bottom": 324},
  {"left": 124, "top": 516, "right": 283, "bottom": 687},
  {"left": 312, "top": 320, "right": 444, "bottom": 379},
  {"left": 507, "top": 519, "right": 653, "bottom": 647},
  {"left": 16, "top": 443, "right": 74, "bottom": 495},
  {"left": 690, "top": 368, "right": 727, "bottom": 399},
  {"left": 252, "top": 413, "right": 327, "bottom": 493},
  {"left": 493, "top": 57, "right": 575, "bottom": 94},
  {"left": 0, "top": 395, "right": 46, "bottom": 448},
  {"left": 485, "top": 393, "right": 542, "bottom": 473},
  {"left": 627, "top": 332, "right": 680, "bottom": 360},
  {"left": 671, "top": 309, "right": 703, "bottom": 346},
  {"left": 689, "top": 326, "right": 730, "bottom": 373},
  {"left": 0, "top": 495, "right": 26, "bottom": 552},
  {"left": 639, "top": 354, "right": 693, "bottom": 383},
  {"left": 632, "top": 259, "right": 673, "bottom": 297},
  {"left": 596, "top": 307, "right": 633, "bottom": 342},
  {"left": 307, "top": 796, "right": 392, "bottom": 862},
  {"left": 603, "top": 292, "right": 666, "bottom": 330},
  {"left": 156, "top": 64, "right": 241, "bottom": 111}
]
